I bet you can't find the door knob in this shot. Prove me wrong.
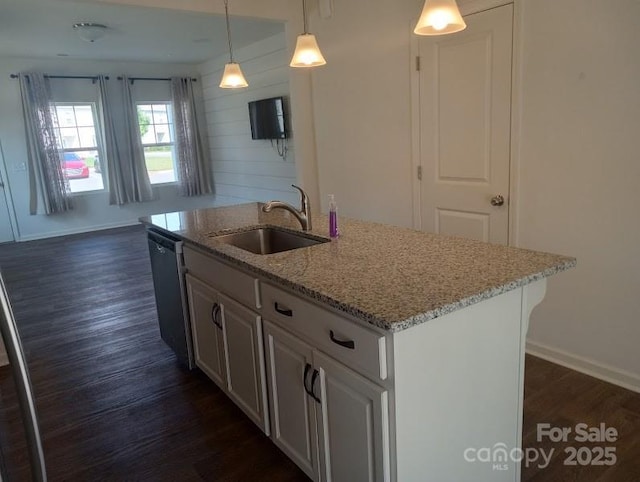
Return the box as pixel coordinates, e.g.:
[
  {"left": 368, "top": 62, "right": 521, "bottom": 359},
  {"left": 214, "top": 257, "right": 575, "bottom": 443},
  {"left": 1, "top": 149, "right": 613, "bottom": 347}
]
[{"left": 490, "top": 194, "right": 505, "bottom": 207}]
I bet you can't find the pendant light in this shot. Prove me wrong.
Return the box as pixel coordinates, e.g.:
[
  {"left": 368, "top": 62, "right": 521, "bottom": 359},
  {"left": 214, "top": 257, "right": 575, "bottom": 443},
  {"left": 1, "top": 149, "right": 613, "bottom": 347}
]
[
  {"left": 219, "top": 0, "right": 248, "bottom": 88},
  {"left": 414, "top": 0, "right": 466, "bottom": 36},
  {"left": 290, "top": 0, "right": 326, "bottom": 68}
]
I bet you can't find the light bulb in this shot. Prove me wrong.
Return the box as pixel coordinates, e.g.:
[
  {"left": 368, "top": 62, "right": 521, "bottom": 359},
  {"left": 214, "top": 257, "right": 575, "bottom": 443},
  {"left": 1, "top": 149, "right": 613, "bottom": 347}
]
[
  {"left": 430, "top": 11, "right": 450, "bottom": 31},
  {"left": 300, "top": 51, "right": 318, "bottom": 65}
]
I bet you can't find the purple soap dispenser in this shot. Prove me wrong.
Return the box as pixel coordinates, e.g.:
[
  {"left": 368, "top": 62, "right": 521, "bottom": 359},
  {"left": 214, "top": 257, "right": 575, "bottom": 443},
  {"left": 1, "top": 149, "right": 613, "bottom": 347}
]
[{"left": 329, "top": 194, "right": 339, "bottom": 239}]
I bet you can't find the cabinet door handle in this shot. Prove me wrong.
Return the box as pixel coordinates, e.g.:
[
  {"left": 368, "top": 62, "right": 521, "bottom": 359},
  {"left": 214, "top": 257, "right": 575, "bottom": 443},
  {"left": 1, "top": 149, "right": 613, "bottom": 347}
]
[
  {"left": 211, "top": 303, "right": 222, "bottom": 329},
  {"left": 274, "top": 302, "right": 293, "bottom": 317},
  {"left": 310, "top": 369, "right": 321, "bottom": 403},
  {"left": 329, "top": 330, "right": 355, "bottom": 350},
  {"left": 215, "top": 305, "right": 223, "bottom": 329},
  {"left": 303, "top": 363, "right": 312, "bottom": 396}
]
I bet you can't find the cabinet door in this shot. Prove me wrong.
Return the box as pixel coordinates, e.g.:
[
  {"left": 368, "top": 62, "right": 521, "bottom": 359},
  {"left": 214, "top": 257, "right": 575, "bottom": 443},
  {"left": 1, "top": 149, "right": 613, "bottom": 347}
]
[
  {"left": 219, "top": 293, "right": 270, "bottom": 435},
  {"left": 185, "top": 274, "right": 226, "bottom": 389},
  {"left": 314, "top": 351, "right": 390, "bottom": 482},
  {"left": 263, "top": 320, "right": 320, "bottom": 481}
]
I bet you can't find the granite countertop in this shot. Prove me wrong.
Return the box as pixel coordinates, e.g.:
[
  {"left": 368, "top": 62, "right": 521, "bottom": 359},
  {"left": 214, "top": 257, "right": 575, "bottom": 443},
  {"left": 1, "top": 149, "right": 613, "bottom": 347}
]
[{"left": 141, "top": 203, "right": 576, "bottom": 332}]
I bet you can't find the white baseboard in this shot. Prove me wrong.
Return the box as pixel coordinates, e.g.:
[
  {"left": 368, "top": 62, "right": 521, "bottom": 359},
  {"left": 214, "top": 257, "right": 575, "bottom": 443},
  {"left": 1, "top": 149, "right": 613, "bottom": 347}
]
[
  {"left": 17, "top": 219, "right": 141, "bottom": 242},
  {"left": 526, "top": 340, "right": 640, "bottom": 394}
]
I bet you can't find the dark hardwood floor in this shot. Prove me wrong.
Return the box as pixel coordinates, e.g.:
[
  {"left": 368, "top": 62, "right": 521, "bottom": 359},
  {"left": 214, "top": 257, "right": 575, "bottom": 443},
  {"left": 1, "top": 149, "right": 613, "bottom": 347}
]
[
  {"left": 0, "top": 225, "right": 306, "bottom": 481},
  {"left": 522, "top": 357, "right": 640, "bottom": 481},
  {"left": 0, "top": 225, "right": 637, "bottom": 481}
]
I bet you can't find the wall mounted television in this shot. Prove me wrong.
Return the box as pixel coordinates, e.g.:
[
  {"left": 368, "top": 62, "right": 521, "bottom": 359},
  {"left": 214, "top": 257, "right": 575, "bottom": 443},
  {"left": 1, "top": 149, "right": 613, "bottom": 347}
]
[{"left": 248, "top": 96, "right": 287, "bottom": 140}]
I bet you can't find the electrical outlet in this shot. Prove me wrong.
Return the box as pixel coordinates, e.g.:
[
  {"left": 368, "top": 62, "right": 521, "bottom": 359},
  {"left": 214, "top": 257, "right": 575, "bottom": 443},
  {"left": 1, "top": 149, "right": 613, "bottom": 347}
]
[{"left": 14, "top": 162, "right": 26, "bottom": 172}]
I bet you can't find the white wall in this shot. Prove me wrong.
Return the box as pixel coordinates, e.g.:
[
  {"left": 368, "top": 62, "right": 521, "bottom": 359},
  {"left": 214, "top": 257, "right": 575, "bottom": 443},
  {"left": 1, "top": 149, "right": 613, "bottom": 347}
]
[
  {"left": 308, "top": 0, "right": 640, "bottom": 386},
  {"left": 198, "top": 32, "right": 299, "bottom": 206},
  {"left": 0, "top": 57, "right": 238, "bottom": 241},
  {"left": 518, "top": 0, "right": 640, "bottom": 387},
  {"left": 310, "top": 0, "right": 417, "bottom": 226}
]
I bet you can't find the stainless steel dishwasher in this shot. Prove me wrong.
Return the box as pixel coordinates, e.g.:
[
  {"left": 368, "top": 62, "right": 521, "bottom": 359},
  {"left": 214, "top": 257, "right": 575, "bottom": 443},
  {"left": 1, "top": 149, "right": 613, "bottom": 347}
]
[{"left": 147, "top": 228, "right": 194, "bottom": 369}]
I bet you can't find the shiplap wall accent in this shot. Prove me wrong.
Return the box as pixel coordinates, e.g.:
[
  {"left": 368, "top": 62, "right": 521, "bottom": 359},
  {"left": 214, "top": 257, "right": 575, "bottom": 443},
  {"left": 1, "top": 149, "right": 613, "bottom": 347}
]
[{"left": 198, "top": 32, "right": 298, "bottom": 206}]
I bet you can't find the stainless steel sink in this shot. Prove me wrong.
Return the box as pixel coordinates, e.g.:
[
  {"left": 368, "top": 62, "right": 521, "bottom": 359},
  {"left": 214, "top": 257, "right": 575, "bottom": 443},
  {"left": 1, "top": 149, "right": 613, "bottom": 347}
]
[{"left": 212, "top": 227, "right": 329, "bottom": 255}]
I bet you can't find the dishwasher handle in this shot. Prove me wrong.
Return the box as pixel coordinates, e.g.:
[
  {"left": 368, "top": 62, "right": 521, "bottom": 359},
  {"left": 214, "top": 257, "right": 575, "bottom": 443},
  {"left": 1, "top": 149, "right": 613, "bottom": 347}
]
[{"left": 147, "top": 229, "right": 180, "bottom": 252}]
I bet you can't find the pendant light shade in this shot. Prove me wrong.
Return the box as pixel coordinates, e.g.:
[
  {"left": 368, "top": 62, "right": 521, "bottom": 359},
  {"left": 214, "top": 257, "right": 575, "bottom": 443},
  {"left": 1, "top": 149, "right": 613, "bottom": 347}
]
[
  {"left": 219, "top": 62, "right": 248, "bottom": 88},
  {"left": 219, "top": 0, "right": 248, "bottom": 89},
  {"left": 414, "top": 0, "right": 466, "bottom": 36},
  {"left": 290, "top": 0, "right": 326, "bottom": 68},
  {"left": 290, "top": 33, "right": 326, "bottom": 67}
]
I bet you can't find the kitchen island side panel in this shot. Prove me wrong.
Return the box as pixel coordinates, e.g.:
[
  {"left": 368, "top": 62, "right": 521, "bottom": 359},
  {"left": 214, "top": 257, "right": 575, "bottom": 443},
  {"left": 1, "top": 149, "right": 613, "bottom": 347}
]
[{"left": 392, "top": 287, "right": 525, "bottom": 482}]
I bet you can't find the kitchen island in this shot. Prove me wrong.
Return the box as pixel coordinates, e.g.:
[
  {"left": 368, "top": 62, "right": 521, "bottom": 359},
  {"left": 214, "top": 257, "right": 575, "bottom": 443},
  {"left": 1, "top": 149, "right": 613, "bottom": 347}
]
[{"left": 141, "top": 203, "right": 575, "bottom": 482}]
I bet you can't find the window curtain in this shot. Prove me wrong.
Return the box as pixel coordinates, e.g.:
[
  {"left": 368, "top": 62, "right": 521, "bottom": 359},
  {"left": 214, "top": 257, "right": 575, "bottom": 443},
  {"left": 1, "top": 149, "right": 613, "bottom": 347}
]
[
  {"left": 97, "top": 75, "right": 153, "bottom": 205},
  {"left": 170, "top": 77, "right": 212, "bottom": 197},
  {"left": 18, "top": 72, "right": 72, "bottom": 215}
]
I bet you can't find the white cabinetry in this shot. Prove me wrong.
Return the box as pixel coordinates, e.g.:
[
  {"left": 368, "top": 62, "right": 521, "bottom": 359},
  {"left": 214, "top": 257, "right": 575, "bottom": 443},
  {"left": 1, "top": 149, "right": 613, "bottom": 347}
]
[
  {"left": 182, "top": 243, "right": 546, "bottom": 482},
  {"left": 263, "top": 321, "right": 320, "bottom": 480},
  {"left": 262, "top": 285, "right": 391, "bottom": 482},
  {"left": 185, "top": 240, "right": 391, "bottom": 482},
  {"left": 184, "top": 248, "right": 269, "bottom": 435},
  {"left": 219, "top": 292, "right": 269, "bottom": 433},
  {"left": 315, "top": 350, "right": 389, "bottom": 482},
  {"left": 186, "top": 274, "right": 226, "bottom": 388}
]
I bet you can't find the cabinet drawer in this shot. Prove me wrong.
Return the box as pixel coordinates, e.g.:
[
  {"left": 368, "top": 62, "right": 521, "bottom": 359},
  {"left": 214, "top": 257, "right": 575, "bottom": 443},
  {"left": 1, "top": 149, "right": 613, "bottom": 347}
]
[
  {"left": 261, "top": 283, "right": 387, "bottom": 381},
  {"left": 184, "top": 246, "right": 260, "bottom": 310}
]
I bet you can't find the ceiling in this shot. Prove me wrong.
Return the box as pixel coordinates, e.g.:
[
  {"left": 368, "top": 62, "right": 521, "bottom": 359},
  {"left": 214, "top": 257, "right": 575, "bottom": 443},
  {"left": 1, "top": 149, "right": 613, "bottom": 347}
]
[{"left": 0, "top": 0, "right": 285, "bottom": 63}]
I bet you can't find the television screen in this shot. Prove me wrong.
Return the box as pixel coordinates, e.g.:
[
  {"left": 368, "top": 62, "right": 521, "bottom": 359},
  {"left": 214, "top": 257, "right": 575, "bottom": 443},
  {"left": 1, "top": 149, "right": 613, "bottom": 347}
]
[{"left": 248, "top": 97, "right": 287, "bottom": 140}]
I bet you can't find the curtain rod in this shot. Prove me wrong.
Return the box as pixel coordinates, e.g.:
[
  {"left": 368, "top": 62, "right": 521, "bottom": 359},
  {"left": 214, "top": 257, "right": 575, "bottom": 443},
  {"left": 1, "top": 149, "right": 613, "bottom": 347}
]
[
  {"left": 9, "top": 74, "right": 196, "bottom": 82},
  {"left": 116, "top": 76, "right": 198, "bottom": 83},
  {"left": 9, "top": 74, "right": 109, "bottom": 80}
]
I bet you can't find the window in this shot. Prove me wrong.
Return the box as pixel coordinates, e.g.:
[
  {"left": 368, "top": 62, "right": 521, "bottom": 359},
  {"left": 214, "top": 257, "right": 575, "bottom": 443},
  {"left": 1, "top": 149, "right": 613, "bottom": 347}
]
[
  {"left": 137, "top": 103, "right": 177, "bottom": 184},
  {"left": 53, "top": 103, "right": 104, "bottom": 193}
]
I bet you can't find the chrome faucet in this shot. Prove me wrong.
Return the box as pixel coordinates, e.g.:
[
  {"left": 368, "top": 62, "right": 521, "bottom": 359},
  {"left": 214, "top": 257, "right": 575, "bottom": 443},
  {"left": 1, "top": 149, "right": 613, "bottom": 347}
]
[{"left": 262, "top": 184, "right": 312, "bottom": 231}]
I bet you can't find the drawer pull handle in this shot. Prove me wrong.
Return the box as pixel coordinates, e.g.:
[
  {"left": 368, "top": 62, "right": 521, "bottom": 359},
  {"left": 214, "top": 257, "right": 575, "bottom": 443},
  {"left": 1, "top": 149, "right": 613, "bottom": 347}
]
[
  {"left": 274, "top": 302, "right": 293, "bottom": 317},
  {"left": 329, "top": 330, "right": 355, "bottom": 350}
]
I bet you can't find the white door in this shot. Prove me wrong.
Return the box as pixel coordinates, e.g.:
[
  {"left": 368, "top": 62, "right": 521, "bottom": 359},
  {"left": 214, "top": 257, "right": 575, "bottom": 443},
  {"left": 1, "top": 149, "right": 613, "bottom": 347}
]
[
  {"left": 185, "top": 274, "right": 226, "bottom": 389},
  {"left": 219, "top": 292, "right": 270, "bottom": 435},
  {"left": 419, "top": 4, "right": 513, "bottom": 244},
  {"left": 263, "top": 320, "right": 320, "bottom": 480},
  {"left": 314, "top": 350, "right": 390, "bottom": 482}
]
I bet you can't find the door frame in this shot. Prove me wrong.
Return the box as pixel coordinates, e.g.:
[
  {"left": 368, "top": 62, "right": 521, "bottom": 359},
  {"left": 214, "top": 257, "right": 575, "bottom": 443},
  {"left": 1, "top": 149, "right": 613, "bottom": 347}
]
[
  {"left": 0, "top": 139, "right": 18, "bottom": 242},
  {"left": 410, "top": 0, "right": 524, "bottom": 246}
]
